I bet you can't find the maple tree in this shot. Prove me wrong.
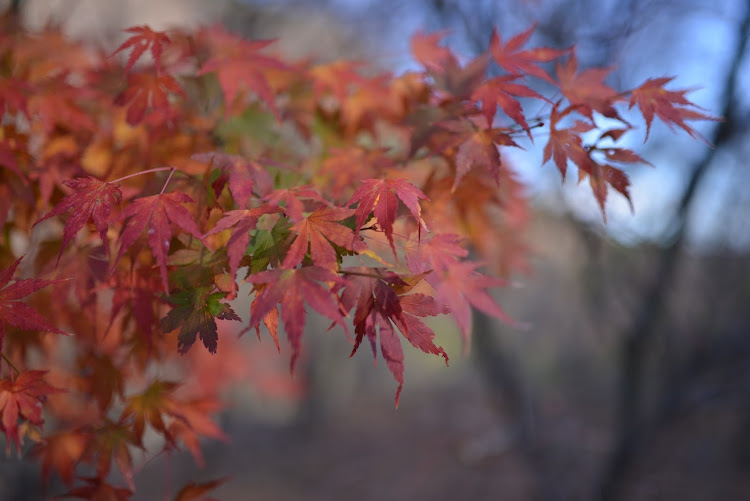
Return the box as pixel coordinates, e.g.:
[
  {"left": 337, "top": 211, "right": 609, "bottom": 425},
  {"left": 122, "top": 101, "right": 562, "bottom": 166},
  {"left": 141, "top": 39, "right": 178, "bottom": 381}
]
[{"left": 0, "top": 11, "right": 713, "bottom": 500}]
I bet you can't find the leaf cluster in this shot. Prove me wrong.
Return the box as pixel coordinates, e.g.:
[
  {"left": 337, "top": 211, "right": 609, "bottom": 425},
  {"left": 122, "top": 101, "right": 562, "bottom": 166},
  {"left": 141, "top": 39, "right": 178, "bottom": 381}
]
[{"left": 0, "top": 14, "right": 712, "bottom": 500}]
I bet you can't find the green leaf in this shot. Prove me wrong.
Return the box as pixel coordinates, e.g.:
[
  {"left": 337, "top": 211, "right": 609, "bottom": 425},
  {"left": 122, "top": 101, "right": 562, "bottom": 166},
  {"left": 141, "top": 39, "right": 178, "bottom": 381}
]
[{"left": 160, "top": 288, "right": 240, "bottom": 354}]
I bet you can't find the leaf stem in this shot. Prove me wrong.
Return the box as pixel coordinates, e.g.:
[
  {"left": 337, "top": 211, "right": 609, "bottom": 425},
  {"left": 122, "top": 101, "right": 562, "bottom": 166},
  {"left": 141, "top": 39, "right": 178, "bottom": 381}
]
[
  {"left": 1, "top": 351, "right": 21, "bottom": 376},
  {"left": 160, "top": 168, "right": 177, "bottom": 195},
  {"left": 110, "top": 166, "right": 173, "bottom": 184}
]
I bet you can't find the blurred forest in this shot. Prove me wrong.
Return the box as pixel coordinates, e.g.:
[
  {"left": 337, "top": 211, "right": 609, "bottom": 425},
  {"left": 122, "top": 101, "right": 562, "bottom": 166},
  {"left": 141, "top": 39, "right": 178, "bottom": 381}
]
[{"left": 2, "top": 0, "right": 749, "bottom": 500}]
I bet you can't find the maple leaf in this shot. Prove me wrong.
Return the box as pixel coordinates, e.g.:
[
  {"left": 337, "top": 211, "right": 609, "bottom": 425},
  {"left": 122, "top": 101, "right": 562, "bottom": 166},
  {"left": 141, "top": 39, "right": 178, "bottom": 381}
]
[
  {"left": 542, "top": 106, "right": 642, "bottom": 218},
  {"left": 338, "top": 267, "right": 447, "bottom": 406},
  {"left": 0, "top": 256, "right": 68, "bottom": 345},
  {"left": 310, "top": 60, "right": 367, "bottom": 103},
  {"left": 629, "top": 76, "right": 718, "bottom": 142},
  {"left": 174, "top": 477, "right": 229, "bottom": 501},
  {"left": 33, "top": 430, "right": 88, "bottom": 486},
  {"left": 432, "top": 261, "right": 512, "bottom": 349},
  {"left": 490, "top": 25, "right": 569, "bottom": 84},
  {"left": 471, "top": 75, "right": 548, "bottom": 136},
  {"left": 556, "top": 54, "right": 620, "bottom": 119},
  {"left": 405, "top": 233, "right": 468, "bottom": 276},
  {"left": 247, "top": 266, "right": 345, "bottom": 372},
  {"left": 197, "top": 34, "right": 289, "bottom": 119},
  {"left": 246, "top": 216, "right": 294, "bottom": 275},
  {"left": 204, "top": 204, "right": 282, "bottom": 283},
  {"left": 111, "top": 25, "right": 171, "bottom": 75},
  {"left": 282, "top": 206, "right": 364, "bottom": 270},
  {"left": 59, "top": 477, "right": 133, "bottom": 501},
  {"left": 446, "top": 119, "right": 520, "bottom": 191},
  {"left": 160, "top": 288, "right": 241, "bottom": 355},
  {"left": 75, "top": 353, "right": 125, "bottom": 413},
  {"left": 543, "top": 105, "right": 596, "bottom": 180},
  {"left": 348, "top": 178, "right": 429, "bottom": 257},
  {"left": 193, "top": 152, "right": 275, "bottom": 207},
  {"left": 339, "top": 267, "right": 406, "bottom": 358},
  {"left": 410, "top": 31, "right": 487, "bottom": 98},
  {"left": 263, "top": 186, "right": 329, "bottom": 222},
  {"left": 108, "top": 268, "right": 162, "bottom": 352},
  {"left": 378, "top": 317, "right": 405, "bottom": 407},
  {"left": 411, "top": 30, "right": 458, "bottom": 74},
  {"left": 115, "top": 192, "right": 203, "bottom": 294},
  {"left": 33, "top": 177, "right": 122, "bottom": 264},
  {"left": 120, "top": 380, "right": 179, "bottom": 446},
  {"left": 0, "top": 77, "right": 29, "bottom": 116},
  {"left": 85, "top": 420, "right": 138, "bottom": 490},
  {"left": 167, "top": 397, "right": 228, "bottom": 466},
  {"left": 0, "top": 370, "right": 62, "bottom": 455},
  {"left": 27, "top": 77, "right": 98, "bottom": 135},
  {"left": 114, "top": 72, "right": 185, "bottom": 126},
  {"left": 579, "top": 162, "right": 633, "bottom": 219},
  {"left": 395, "top": 293, "right": 449, "bottom": 364}
]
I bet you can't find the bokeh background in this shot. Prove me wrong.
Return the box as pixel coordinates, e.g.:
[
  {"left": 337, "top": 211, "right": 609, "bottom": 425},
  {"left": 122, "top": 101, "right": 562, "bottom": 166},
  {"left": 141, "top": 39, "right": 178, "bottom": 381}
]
[{"left": 2, "top": 0, "right": 749, "bottom": 500}]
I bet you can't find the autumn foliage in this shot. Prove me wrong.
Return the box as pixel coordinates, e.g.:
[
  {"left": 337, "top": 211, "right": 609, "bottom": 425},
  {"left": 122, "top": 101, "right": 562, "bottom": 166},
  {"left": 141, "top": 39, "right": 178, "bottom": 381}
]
[{"left": 0, "top": 13, "right": 712, "bottom": 500}]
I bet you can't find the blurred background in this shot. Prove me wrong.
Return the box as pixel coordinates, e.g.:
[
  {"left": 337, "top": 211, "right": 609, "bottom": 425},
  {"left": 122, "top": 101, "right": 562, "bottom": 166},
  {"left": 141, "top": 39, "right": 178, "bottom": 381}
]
[{"left": 2, "top": 0, "right": 749, "bottom": 500}]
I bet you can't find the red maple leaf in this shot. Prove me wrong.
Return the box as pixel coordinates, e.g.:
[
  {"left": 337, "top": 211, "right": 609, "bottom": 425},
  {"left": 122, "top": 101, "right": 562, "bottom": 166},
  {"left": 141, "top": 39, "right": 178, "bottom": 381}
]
[
  {"left": 192, "top": 152, "right": 275, "bottom": 207},
  {"left": 0, "top": 256, "right": 67, "bottom": 345},
  {"left": 27, "top": 77, "right": 98, "bottom": 135},
  {"left": 339, "top": 267, "right": 406, "bottom": 359},
  {"left": 120, "top": 380, "right": 179, "bottom": 446},
  {"left": 33, "top": 177, "right": 122, "bottom": 264},
  {"left": 556, "top": 55, "right": 620, "bottom": 119},
  {"left": 437, "top": 118, "right": 520, "bottom": 191},
  {"left": 310, "top": 60, "right": 367, "bottom": 103},
  {"left": 282, "top": 206, "right": 364, "bottom": 270},
  {"left": 247, "top": 266, "right": 345, "bottom": 372},
  {"left": 174, "top": 477, "right": 228, "bottom": 501},
  {"left": 543, "top": 107, "right": 643, "bottom": 218},
  {"left": 85, "top": 420, "right": 138, "bottom": 490},
  {"left": 338, "top": 268, "right": 447, "bottom": 406},
  {"left": 59, "top": 477, "right": 133, "bottom": 501},
  {"left": 395, "top": 293, "right": 449, "bottom": 363},
  {"left": 410, "top": 31, "right": 487, "bottom": 98},
  {"left": 197, "top": 34, "right": 289, "bottom": 119},
  {"left": 115, "top": 192, "right": 202, "bottom": 294},
  {"left": 33, "top": 430, "right": 88, "bottom": 486},
  {"left": 111, "top": 25, "right": 172, "bottom": 75},
  {"left": 629, "top": 76, "right": 718, "bottom": 142},
  {"left": 204, "top": 204, "right": 282, "bottom": 283},
  {"left": 348, "top": 178, "right": 429, "bottom": 257},
  {"left": 405, "top": 233, "right": 469, "bottom": 277},
  {"left": 114, "top": 72, "right": 185, "bottom": 126},
  {"left": 471, "top": 75, "right": 548, "bottom": 137},
  {"left": 167, "top": 397, "right": 228, "bottom": 466},
  {"left": 263, "top": 186, "right": 329, "bottom": 222},
  {"left": 410, "top": 30, "right": 458, "bottom": 74},
  {"left": 432, "top": 261, "right": 512, "bottom": 349},
  {"left": 0, "top": 370, "right": 62, "bottom": 455},
  {"left": 543, "top": 105, "right": 596, "bottom": 180},
  {"left": 490, "top": 25, "right": 569, "bottom": 84}
]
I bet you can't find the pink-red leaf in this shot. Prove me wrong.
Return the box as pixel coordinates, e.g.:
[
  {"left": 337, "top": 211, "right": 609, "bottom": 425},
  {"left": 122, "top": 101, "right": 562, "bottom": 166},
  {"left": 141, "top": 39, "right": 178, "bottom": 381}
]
[
  {"left": 629, "top": 76, "right": 718, "bottom": 142},
  {"left": 111, "top": 25, "right": 171, "bottom": 75},
  {"left": 471, "top": 75, "right": 548, "bottom": 136},
  {"left": 348, "top": 179, "right": 428, "bottom": 257},
  {"left": 204, "top": 205, "right": 282, "bottom": 283},
  {"left": 490, "top": 25, "right": 569, "bottom": 84},
  {"left": 116, "top": 192, "right": 202, "bottom": 294},
  {"left": 282, "top": 207, "right": 363, "bottom": 270},
  {"left": 33, "top": 177, "right": 122, "bottom": 264},
  {"left": 247, "top": 267, "right": 345, "bottom": 372},
  {"left": 0, "top": 370, "right": 62, "bottom": 455}
]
